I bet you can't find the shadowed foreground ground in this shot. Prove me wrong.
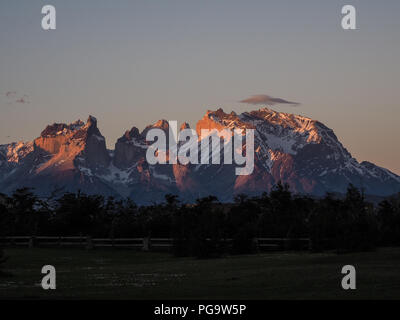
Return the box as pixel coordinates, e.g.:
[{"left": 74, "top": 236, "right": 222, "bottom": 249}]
[{"left": 1, "top": 247, "right": 400, "bottom": 299}]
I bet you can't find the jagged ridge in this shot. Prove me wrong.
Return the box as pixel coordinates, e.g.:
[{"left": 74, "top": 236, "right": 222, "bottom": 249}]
[{"left": 1, "top": 108, "right": 399, "bottom": 203}]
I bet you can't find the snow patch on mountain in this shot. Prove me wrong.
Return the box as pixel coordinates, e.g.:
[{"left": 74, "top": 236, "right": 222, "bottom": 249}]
[{"left": 1, "top": 141, "right": 34, "bottom": 163}]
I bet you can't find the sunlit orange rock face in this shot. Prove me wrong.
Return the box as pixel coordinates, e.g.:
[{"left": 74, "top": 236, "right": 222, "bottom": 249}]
[
  {"left": 33, "top": 116, "right": 110, "bottom": 174},
  {"left": 234, "top": 164, "right": 274, "bottom": 195},
  {"left": 180, "top": 122, "right": 190, "bottom": 131},
  {"left": 196, "top": 109, "right": 228, "bottom": 136},
  {"left": 34, "top": 135, "right": 70, "bottom": 155},
  {"left": 196, "top": 108, "right": 255, "bottom": 135},
  {"left": 173, "top": 122, "right": 199, "bottom": 193},
  {"left": 173, "top": 163, "right": 198, "bottom": 192},
  {"left": 35, "top": 121, "right": 80, "bottom": 152}
]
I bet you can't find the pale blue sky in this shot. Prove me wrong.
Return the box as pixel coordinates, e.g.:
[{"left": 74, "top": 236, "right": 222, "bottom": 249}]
[{"left": 1, "top": 0, "right": 399, "bottom": 173}]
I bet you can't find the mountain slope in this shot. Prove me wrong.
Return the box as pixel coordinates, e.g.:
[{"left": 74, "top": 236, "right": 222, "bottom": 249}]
[
  {"left": 0, "top": 116, "right": 115, "bottom": 197},
  {"left": 1, "top": 108, "right": 399, "bottom": 203}
]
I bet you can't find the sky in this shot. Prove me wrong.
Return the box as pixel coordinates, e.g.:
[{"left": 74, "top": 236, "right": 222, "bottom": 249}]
[{"left": 0, "top": 0, "right": 399, "bottom": 174}]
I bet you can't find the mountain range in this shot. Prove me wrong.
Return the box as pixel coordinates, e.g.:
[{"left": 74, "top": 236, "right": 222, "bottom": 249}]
[{"left": 1, "top": 108, "right": 399, "bottom": 204}]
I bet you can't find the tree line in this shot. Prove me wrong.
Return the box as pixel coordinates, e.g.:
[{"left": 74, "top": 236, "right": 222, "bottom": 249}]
[{"left": 1, "top": 183, "right": 400, "bottom": 258}]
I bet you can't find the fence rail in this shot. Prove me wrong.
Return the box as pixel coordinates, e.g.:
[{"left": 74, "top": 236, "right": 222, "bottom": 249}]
[{"left": 0, "top": 236, "right": 312, "bottom": 251}]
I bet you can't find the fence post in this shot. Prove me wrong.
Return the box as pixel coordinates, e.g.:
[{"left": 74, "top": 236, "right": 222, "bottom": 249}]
[
  {"left": 308, "top": 238, "right": 313, "bottom": 251},
  {"left": 86, "top": 236, "right": 93, "bottom": 250},
  {"left": 142, "top": 237, "right": 151, "bottom": 252}
]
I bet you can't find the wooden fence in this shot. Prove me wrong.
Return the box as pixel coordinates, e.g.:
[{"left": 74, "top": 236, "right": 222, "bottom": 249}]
[{"left": 0, "top": 236, "right": 312, "bottom": 251}]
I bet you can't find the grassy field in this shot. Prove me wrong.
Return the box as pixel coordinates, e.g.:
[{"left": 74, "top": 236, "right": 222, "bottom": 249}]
[{"left": 1, "top": 247, "right": 400, "bottom": 299}]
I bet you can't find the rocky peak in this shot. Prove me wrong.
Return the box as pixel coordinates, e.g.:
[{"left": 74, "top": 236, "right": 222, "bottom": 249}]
[
  {"left": 240, "top": 108, "right": 325, "bottom": 145},
  {"left": 152, "top": 119, "right": 169, "bottom": 130},
  {"left": 40, "top": 123, "right": 68, "bottom": 137},
  {"left": 180, "top": 122, "right": 190, "bottom": 131},
  {"left": 196, "top": 108, "right": 252, "bottom": 136},
  {"left": 40, "top": 119, "right": 85, "bottom": 138},
  {"left": 244, "top": 108, "right": 315, "bottom": 129},
  {"left": 140, "top": 119, "right": 170, "bottom": 141},
  {"left": 71, "top": 115, "right": 103, "bottom": 141},
  {"left": 33, "top": 115, "right": 110, "bottom": 172},
  {"left": 87, "top": 115, "right": 97, "bottom": 126},
  {"left": 119, "top": 127, "right": 141, "bottom": 143},
  {"left": 77, "top": 116, "right": 110, "bottom": 167},
  {"left": 113, "top": 127, "right": 147, "bottom": 169}
]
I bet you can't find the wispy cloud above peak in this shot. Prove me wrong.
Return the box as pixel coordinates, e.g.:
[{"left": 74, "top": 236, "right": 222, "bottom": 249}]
[
  {"left": 2, "top": 91, "right": 30, "bottom": 105},
  {"left": 240, "top": 94, "right": 300, "bottom": 106}
]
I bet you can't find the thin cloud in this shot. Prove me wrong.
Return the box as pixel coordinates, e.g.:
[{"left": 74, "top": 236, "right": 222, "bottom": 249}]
[
  {"left": 240, "top": 94, "right": 300, "bottom": 106},
  {"left": 15, "top": 97, "right": 29, "bottom": 104},
  {"left": 3, "top": 91, "right": 30, "bottom": 105},
  {"left": 5, "top": 91, "right": 16, "bottom": 97}
]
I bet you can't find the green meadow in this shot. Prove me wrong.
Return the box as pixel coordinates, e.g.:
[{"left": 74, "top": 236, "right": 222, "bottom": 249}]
[{"left": 1, "top": 247, "right": 400, "bottom": 299}]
